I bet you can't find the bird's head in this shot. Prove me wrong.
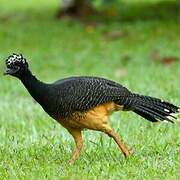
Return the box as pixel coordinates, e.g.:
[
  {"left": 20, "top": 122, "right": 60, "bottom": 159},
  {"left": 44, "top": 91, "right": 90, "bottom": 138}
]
[{"left": 4, "top": 53, "right": 29, "bottom": 77}]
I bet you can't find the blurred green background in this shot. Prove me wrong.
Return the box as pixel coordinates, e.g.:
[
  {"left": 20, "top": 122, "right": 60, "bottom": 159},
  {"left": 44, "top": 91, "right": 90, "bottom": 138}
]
[{"left": 0, "top": 0, "right": 179, "bottom": 179}]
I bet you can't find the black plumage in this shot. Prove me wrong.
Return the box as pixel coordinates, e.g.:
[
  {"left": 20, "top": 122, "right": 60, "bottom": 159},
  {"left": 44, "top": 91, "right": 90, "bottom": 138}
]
[
  {"left": 20, "top": 74, "right": 179, "bottom": 122},
  {"left": 4, "top": 53, "right": 180, "bottom": 164},
  {"left": 53, "top": 76, "right": 131, "bottom": 116}
]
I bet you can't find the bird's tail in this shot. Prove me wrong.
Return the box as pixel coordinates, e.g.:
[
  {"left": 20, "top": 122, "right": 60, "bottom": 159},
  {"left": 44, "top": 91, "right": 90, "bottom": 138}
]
[{"left": 121, "top": 93, "right": 180, "bottom": 123}]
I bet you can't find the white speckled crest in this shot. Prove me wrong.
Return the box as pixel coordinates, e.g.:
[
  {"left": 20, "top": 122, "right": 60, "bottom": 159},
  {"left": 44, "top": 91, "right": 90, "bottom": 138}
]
[{"left": 6, "top": 53, "right": 26, "bottom": 66}]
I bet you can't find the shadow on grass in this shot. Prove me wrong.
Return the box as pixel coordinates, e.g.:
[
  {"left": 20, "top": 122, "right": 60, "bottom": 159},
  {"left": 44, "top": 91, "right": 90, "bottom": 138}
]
[
  {"left": 0, "top": 1, "right": 179, "bottom": 23},
  {"left": 87, "top": 1, "right": 180, "bottom": 24},
  {"left": 115, "top": 0, "right": 180, "bottom": 22}
]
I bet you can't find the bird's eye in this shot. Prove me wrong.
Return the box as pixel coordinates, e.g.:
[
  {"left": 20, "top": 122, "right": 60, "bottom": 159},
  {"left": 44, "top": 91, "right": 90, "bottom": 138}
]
[{"left": 7, "top": 64, "right": 11, "bottom": 68}]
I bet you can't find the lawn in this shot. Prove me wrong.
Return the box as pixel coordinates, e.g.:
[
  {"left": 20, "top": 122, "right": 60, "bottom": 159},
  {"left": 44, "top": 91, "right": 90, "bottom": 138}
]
[{"left": 0, "top": 0, "right": 180, "bottom": 179}]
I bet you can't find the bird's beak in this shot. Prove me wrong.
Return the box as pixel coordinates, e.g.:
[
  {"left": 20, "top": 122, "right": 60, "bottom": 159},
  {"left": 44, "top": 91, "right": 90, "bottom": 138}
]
[
  {"left": 3, "top": 66, "right": 19, "bottom": 75},
  {"left": 4, "top": 67, "right": 12, "bottom": 75}
]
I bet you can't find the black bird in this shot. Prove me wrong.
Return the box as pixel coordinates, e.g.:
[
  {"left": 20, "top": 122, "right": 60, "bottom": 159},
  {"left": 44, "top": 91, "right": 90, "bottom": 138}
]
[{"left": 4, "top": 53, "right": 180, "bottom": 164}]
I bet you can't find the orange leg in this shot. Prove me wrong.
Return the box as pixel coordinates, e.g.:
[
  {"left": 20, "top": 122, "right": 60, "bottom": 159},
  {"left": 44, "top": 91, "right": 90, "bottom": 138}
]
[
  {"left": 103, "top": 126, "right": 129, "bottom": 158},
  {"left": 67, "top": 128, "right": 83, "bottom": 164}
]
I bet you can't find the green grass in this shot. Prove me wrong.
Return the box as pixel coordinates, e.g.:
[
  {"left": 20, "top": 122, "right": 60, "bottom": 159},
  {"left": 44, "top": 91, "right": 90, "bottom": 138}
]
[{"left": 0, "top": 0, "right": 180, "bottom": 179}]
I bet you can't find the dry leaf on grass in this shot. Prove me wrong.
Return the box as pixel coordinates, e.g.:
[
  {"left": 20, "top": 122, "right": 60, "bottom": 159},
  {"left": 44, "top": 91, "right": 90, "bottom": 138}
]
[
  {"left": 150, "top": 49, "right": 179, "bottom": 65},
  {"left": 160, "top": 56, "right": 179, "bottom": 65},
  {"left": 114, "top": 68, "right": 128, "bottom": 78},
  {"left": 103, "top": 30, "right": 126, "bottom": 41}
]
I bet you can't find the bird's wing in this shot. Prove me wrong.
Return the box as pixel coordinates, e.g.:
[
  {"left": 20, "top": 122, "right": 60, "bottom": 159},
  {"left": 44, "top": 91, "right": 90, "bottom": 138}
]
[{"left": 54, "top": 76, "right": 131, "bottom": 116}]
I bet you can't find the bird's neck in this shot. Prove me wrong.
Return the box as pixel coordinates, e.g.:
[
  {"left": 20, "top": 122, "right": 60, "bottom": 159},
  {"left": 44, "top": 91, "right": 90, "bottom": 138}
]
[{"left": 19, "top": 69, "right": 50, "bottom": 105}]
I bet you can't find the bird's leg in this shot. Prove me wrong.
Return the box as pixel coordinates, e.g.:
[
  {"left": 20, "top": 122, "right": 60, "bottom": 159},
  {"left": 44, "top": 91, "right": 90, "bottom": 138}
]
[
  {"left": 67, "top": 128, "right": 83, "bottom": 165},
  {"left": 103, "top": 126, "right": 129, "bottom": 158}
]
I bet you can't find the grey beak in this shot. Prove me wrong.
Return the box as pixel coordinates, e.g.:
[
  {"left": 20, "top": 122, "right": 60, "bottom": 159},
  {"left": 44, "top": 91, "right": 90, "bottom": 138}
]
[{"left": 3, "top": 66, "right": 20, "bottom": 75}]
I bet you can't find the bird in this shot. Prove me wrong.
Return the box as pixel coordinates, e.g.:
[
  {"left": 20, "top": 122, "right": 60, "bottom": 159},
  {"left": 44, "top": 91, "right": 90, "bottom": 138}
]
[{"left": 4, "top": 53, "right": 179, "bottom": 164}]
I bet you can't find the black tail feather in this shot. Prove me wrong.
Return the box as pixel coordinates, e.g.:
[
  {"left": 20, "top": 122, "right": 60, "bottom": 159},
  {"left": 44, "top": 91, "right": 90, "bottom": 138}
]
[
  {"left": 123, "top": 93, "right": 180, "bottom": 123},
  {"left": 134, "top": 104, "right": 174, "bottom": 123},
  {"left": 133, "top": 108, "right": 160, "bottom": 122}
]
